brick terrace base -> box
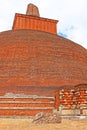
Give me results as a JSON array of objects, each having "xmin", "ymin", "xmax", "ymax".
[{"xmin": 0, "ymin": 94, "xmax": 55, "ymax": 116}]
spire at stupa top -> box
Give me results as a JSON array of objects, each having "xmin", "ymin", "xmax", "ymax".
[
  {"xmin": 26, "ymin": 3, "xmax": 40, "ymax": 17},
  {"xmin": 12, "ymin": 3, "xmax": 58, "ymax": 34}
]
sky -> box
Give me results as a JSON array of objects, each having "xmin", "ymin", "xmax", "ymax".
[{"xmin": 0, "ymin": 0, "xmax": 87, "ymax": 49}]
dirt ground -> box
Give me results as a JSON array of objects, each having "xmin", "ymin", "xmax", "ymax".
[{"xmin": 0, "ymin": 118, "xmax": 87, "ymax": 130}]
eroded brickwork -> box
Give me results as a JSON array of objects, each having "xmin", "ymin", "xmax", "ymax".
[{"xmin": 55, "ymin": 84, "xmax": 87, "ymax": 115}]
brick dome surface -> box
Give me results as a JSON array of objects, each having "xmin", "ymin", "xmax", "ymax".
[{"xmin": 0, "ymin": 29, "xmax": 87, "ymax": 95}]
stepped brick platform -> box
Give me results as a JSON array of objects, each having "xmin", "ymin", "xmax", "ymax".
[{"xmin": 0, "ymin": 94, "xmax": 55, "ymax": 116}]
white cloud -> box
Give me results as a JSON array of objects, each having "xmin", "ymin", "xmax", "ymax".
[{"xmin": 0, "ymin": 0, "xmax": 87, "ymax": 49}]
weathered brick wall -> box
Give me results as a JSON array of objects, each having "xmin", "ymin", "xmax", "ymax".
[{"xmin": 55, "ymin": 84, "xmax": 87, "ymax": 115}]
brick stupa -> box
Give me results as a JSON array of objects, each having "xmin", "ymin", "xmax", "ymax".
[{"xmin": 0, "ymin": 3, "xmax": 87, "ymax": 116}]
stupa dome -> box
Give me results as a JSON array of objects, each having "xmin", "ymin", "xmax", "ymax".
[{"xmin": 0, "ymin": 3, "xmax": 87, "ymax": 96}]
